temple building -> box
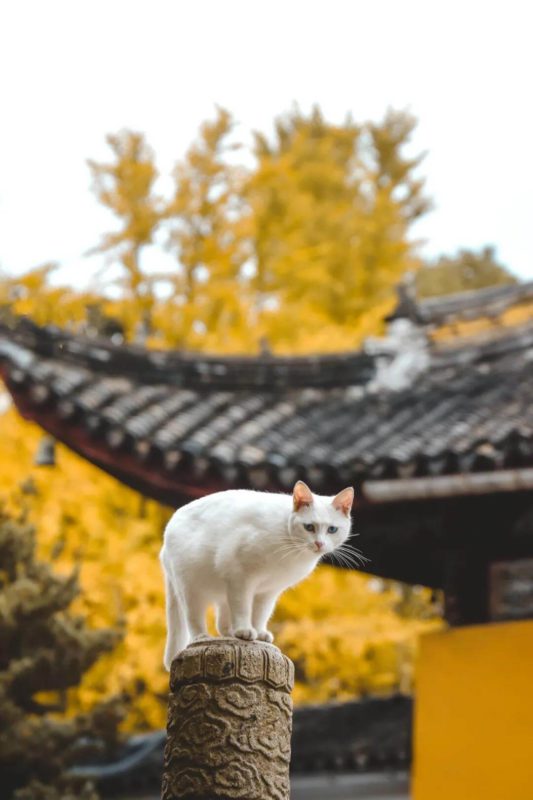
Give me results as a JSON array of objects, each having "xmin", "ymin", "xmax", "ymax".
[{"xmin": 1, "ymin": 279, "xmax": 533, "ymax": 800}]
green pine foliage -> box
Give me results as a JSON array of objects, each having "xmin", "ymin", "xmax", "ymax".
[{"xmin": 0, "ymin": 506, "xmax": 124, "ymax": 800}]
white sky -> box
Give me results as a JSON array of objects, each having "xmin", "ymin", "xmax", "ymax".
[{"xmin": 0, "ymin": 0, "xmax": 532, "ymax": 289}]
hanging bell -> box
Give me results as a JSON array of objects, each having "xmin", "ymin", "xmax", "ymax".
[{"xmin": 34, "ymin": 435, "xmax": 56, "ymax": 467}]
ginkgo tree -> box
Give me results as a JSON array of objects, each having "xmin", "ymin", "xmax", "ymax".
[
  {"xmin": 87, "ymin": 131, "xmax": 161, "ymax": 332},
  {"xmin": 244, "ymin": 106, "xmax": 431, "ymax": 352},
  {"xmin": 157, "ymin": 107, "xmax": 253, "ymax": 351},
  {"xmin": 83, "ymin": 105, "xmax": 432, "ymax": 354},
  {"xmin": 247, "ymin": 107, "xmax": 363, "ymax": 335}
]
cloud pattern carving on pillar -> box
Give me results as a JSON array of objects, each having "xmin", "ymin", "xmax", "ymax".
[{"xmin": 162, "ymin": 637, "xmax": 294, "ymax": 800}]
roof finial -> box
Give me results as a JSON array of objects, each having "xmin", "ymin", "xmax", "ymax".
[
  {"xmin": 386, "ymin": 271, "xmax": 422, "ymax": 323},
  {"xmin": 365, "ymin": 317, "xmax": 430, "ymax": 393}
]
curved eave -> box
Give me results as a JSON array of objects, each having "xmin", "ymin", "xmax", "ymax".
[{"xmin": 1, "ymin": 369, "xmax": 227, "ymax": 507}]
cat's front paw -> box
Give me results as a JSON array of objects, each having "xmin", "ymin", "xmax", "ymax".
[
  {"xmin": 257, "ymin": 629, "xmax": 274, "ymax": 643},
  {"xmin": 232, "ymin": 627, "xmax": 257, "ymax": 641}
]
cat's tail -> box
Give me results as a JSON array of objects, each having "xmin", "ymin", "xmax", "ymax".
[{"xmin": 161, "ymin": 557, "xmax": 188, "ymax": 671}]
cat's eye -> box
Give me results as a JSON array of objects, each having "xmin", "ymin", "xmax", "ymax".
[
  {"xmin": 327, "ymin": 526, "xmax": 338, "ymax": 534},
  {"xmin": 303, "ymin": 523, "xmax": 316, "ymax": 532}
]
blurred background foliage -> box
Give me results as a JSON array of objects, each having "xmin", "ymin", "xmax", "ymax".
[
  {"xmin": 0, "ymin": 105, "xmax": 519, "ymax": 736},
  {"xmin": 1, "ymin": 106, "xmax": 516, "ymax": 352}
]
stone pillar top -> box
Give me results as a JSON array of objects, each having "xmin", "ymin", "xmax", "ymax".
[{"xmin": 170, "ymin": 636, "xmax": 294, "ymax": 694}]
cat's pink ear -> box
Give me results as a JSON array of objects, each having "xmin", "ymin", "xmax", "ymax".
[
  {"xmin": 332, "ymin": 487, "xmax": 354, "ymax": 517},
  {"xmin": 293, "ymin": 480, "xmax": 313, "ymax": 511}
]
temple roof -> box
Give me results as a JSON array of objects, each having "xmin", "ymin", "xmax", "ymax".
[{"xmin": 1, "ymin": 313, "xmax": 532, "ymax": 509}]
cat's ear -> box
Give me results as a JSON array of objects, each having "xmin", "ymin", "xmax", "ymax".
[
  {"xmin": 332, "ymin": 486, "xmax": 354, "ymax": 517},
  {"xmin": 293, "ymin": 480, "xmax": 313, "ymax": 511}
]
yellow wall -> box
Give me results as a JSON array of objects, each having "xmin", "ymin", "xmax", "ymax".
[{"xmin": 413, "ymin": 620, "xmax": 533, "ymax": 800}]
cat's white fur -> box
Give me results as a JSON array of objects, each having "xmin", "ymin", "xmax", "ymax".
[{"xmin": 160, "ymin": 481, "xmax": 354, "ymax": 670}]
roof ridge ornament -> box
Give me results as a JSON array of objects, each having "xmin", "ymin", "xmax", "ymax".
[
  {"xmin": 385, "ymin": 272, "xmax": 423, "ymax": 324},
  {"xmin": 365, "ymin": 318, "xmax": 430, "ymax": 393}
]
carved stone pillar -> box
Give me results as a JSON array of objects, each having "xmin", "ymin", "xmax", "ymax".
[{"xmin": 162, "ymin": 637, "xmax": 294, "ymax": 800}]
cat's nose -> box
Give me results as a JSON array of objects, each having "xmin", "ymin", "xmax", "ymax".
[{"xmin": 314, "ymin": 541, "xmax": 325, "ymax": 552}]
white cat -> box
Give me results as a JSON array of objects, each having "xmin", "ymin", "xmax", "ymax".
[{"xmin": 160, "ymin": 480, "xmax": 354, "ymax": 670}]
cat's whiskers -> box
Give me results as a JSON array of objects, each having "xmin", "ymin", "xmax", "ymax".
[
  {"xmin": 338, "ymin": 550, "xmax": 369, "ymax": 567},
  {"xmin": 273, "ymin": 538, "xmax": 316, "ymax": 561},
  {"xmin": 350, "ymin": 550, "xmax": 370, "ymax": 566},
  {"xmin": 278, "ymin": 536, "xmax": 308, "ymax": 551},
  {"xmin": 273, "ymin": 546, "xmax": 300, "ymax": 561},
  {"xmin": 332, "ymin": 554, "xmax": 356, "ymax": 570},
  {"xmin": 329, "ymin": 548, "xmax": 351, "ymax": 568},
  {"xmin": 332, "ymin": 540, "xmax": 368, "ymax": 564},
  {"xmin": 338, "ymin": 539, "xmax": 367, "ymax": 556},
  {"xmin": 272, "ymin": 539, "xmax": 308, "ymax": 560},
  {"xmin": 273, "ymin": 543, "xmax": 297, "ymax": 555},
  {"xmin": 332, "ymin": 543, "xmax": 369, "ymax": 569}
]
